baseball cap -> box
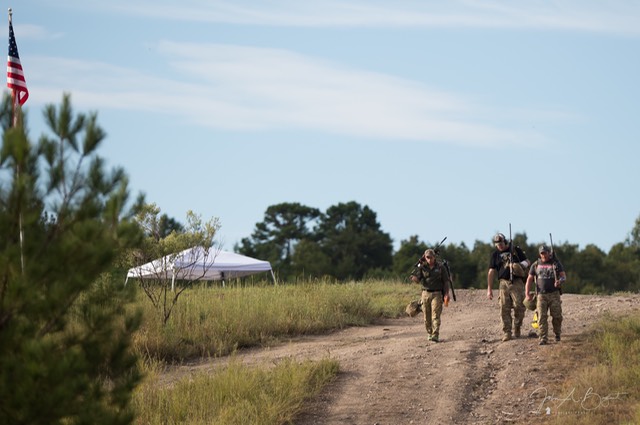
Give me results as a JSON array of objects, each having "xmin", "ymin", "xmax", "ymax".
[{"xmin": 493, "ymin": 233, "xmax": 506, "ymax": 243}]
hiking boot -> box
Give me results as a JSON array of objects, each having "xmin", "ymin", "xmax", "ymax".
[
  {"xmin": 502, "ymin": 334, "xmax": 512, "ymax": 342},
  {"xmin": 555, "ymin": 335, "xmax": 561, "ymax": 342},
  {"xmin": 514, "ymin": 328, "xmax": 521, "ymax": 338},
  {"xmin": 431, "ymin": 336, "xmax": 439, "ymax": 343},
  {"xmin": 539, "ymin": 339, "xmax": 548, "ymax": 345},
  {"xmin": 427, "ymin": 335, "xmax": 432, "ymax": 341}
]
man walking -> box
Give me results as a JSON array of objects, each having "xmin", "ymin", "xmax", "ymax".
[
  {"xmin": 525, "ymin": 245, "xmax": 566, "ymax": 345},
  {"xmin": 411, "ymin": 249, "xmax": 452, "ymax": 342},
  {"xmin": 487, "ymin": 233, "xmax": 530, "ymax": 341}
]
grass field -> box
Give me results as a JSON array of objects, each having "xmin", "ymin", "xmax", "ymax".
[
  {"xmin": 132, "ymin": 280, "xmax": 416, "ymax": 361},
  {"xmin": 128, "ymin": 281, "xmax": 639, "ymax": 424}
]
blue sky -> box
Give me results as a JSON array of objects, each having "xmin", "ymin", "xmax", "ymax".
[{"xmin": 8, "ymin": 1, "xmax": 640, "ymax": 254}]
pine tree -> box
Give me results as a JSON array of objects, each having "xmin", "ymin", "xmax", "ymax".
[{"xmin": 0, "ymin": 93, "xmax": 144, "ymax": 424}]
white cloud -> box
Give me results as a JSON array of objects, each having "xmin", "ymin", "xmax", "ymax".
[
  {"xmin": 65, "ymin": 0, "xmax": 640, "ymax": 35},
  {"xmin": 4, "ymin": 23, "xmax": 61, "ymax": 40},
  {"xmin": 26, "ymin": 42, "xmax": 552, "ymax": 148}
]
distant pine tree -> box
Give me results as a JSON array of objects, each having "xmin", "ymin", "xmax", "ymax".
[{"xmin": 0, "ymin": 93, "xmax": 144, "ymax": 424}]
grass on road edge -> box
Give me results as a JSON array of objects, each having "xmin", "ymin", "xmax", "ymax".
[
  {"xmin": 528, "ymin": 311, "xmax": 640, "ymax": 425},
  {"xmin": 134, "ymin": 357, "xmax": 339, "ymax": 425}
]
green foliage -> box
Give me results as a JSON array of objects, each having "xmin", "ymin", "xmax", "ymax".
[
  {"xmin": 466, "ymin": 239, "xmax": 490, "ymax": 289},
  {"xmin": 238, "ymin": 202, "xmax": 321, "ymax": 278},
  {"xmin": 240, "ymin": 201, "xmax": 393, "ymax": 282},
  {"xmin": 289, "ymin": 239, "xmax": 332, "ymax": 280},
  {"xmin": 125, "ymin": 204, "xmax": 221, "ymax": 325},
  {"xmin": 627, "ymin": 212, "xmax": 640, "ymax": 249},
  {"xmin": 0, "ymin": 93, "xmax": 16, "ymax": 131},
  {"xmin": 241, "ymin": 206, "xmax": 640, "ymax": 292},
  {"xmin": 132, "ymin": 204, "xmax": 217, "ymax": 258},
  {"xmin": 0, "ymin": 94, "xmax": 143, "ymax": 424},
  {"xmin": 317, "ymin": 202, "xmax": 393, "ymax": 280},
  {"xmin": 157, "ymin": 213, "xmax": 184, "ymax": 238},
  {"xmin": 392, "ymin": 235, "xmax": 427, "ymax": 279},
  {"xmin": 437, "ymin": 242, "xmax": 477, "ymax": 289},
  {"xmin": 549, "ymin": 241, "xmax": 640, "ymax": 294}
]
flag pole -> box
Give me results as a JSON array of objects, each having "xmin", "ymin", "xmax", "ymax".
[
  {"xmin": 9, "ymin": 8, "xmax": 18, "ymax": 125},
  {"xmin": 8, "ymin": 8, "xmax": 22, "ymax": 128},
  {"xmin": 8, "ymin": 7, "xmax": 25, "ymax": 274}
]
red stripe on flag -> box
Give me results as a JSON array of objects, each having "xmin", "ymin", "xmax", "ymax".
[{"xmin": 7, "ymin": 20, "xmax": 29, "ymax": 105}]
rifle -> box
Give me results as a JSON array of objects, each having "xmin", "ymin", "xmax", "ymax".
[
  {"xmin": 508, "ymin": 223, "xmax": 514, "ymax": 282},
  {"xmin": 433, "ymin": 237, "xmax": 457, "ymax": 302},
  {"xmin": 434, "ymin": 239, "xmax": 456, "ymax": 302},
  {"xmin": 410, "ymin": 236, "xmax": 447, "ymax": 272},
  {"xmin": 433, "ymin": 236, "xmax": 447, "ymax": 256},
  {"xmin": 549, "ymin": 233, "xmax": 557, "ymax": 281},
  {"xmin": 409, "ymin": 236, "xmax": 456, "ymax": 301},
  {"xmin": 549, "ymin": 233, "xmax": 563, "ymax": 294},
  {"xmin": 408, "ymin": 254, "xmax": 426, "ymax": 278}
]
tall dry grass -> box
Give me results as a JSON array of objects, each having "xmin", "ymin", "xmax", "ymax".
[
  {"xmin": 541, "ymin": 312, "xmax": 640, "ymax": 425},
  {"xmin": 132, "ymin": 279, "xmax": 415, "ymax": 361},
  {"xmin": 133, "ymin": 357, "xmax": 339, "ymax": 425},
  {"xmin": 129, "ymin": 279, "xmax": 419, "ymax": 424}
]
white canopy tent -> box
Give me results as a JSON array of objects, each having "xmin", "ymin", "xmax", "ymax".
[{"xmin": 126, "ymin": 246, "xmax": 276, "ymax": 289}]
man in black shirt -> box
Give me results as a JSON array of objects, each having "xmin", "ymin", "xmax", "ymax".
[{"xmin": 487, "ymin": 233, "xmax": 530, "ymax": 341}]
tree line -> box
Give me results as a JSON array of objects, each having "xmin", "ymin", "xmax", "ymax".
[{"xmin": 237, "ymin": 202, "xmax": 640, "ymax": 293}]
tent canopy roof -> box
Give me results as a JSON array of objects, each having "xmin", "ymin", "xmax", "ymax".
[{"xmin": 126, "ymin": 246, "xmax": 273, "ymax": 282}]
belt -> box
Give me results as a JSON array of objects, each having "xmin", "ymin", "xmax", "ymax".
[{"xmin": 422, "ymin": 289, "xmax": 440, "ymax": 292}]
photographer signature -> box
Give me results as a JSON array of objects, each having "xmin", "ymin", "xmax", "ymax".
[{"xmin": 530, "ymin": 387, "xmax": 627, "ymax": 413}]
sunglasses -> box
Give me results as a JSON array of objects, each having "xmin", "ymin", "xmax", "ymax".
[{"xmin": 425, "ymin": 255, "xmax": 434, "ymax": 259}]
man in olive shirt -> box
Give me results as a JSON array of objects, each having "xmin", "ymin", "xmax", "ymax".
[{"xmin": 411, "ymin": 249, "xmax": 452, "ymax": 342}]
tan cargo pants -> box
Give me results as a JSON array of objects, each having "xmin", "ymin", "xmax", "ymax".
[
  {"xmin": 499, "ymin": 278, "xmax": 525, "ymax": 336},
  {"xmin": 421, "ymin": 290, "xmax": 444, "ymax": 338},
  {"xmin": 537, "ymin": 291, "xmax": 562, "ymax": 342}
]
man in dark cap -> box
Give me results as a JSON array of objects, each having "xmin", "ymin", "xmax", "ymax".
[
  {"xmin": 487, "ymin": 232, "xmax": 530, "ymax": 341},
  {"xmin": 411, "ymin": 249, "xmax": 452, "ymax": 342},
  {"xmin": 525, "ymin": 245, "xmax": 566, "ymax": 345}
]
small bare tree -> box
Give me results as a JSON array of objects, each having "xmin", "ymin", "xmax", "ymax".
[{"xmin": 126, "ymin": 203, "xmax": 220, "ymax": 325}]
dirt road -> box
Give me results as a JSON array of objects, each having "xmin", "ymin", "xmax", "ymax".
[{"xmin": 172, "ymin": 289, "xmax": 640, "ymax": 424}]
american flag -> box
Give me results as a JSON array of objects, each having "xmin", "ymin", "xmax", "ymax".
[{"xmin": 7, "ymin": 20, "xmax": 28, "ymax": 105}]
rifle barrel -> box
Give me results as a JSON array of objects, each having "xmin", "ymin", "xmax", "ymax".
[{"xmin": 508, "ymin": 223, "xmax": 513, "ymax": 282}]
